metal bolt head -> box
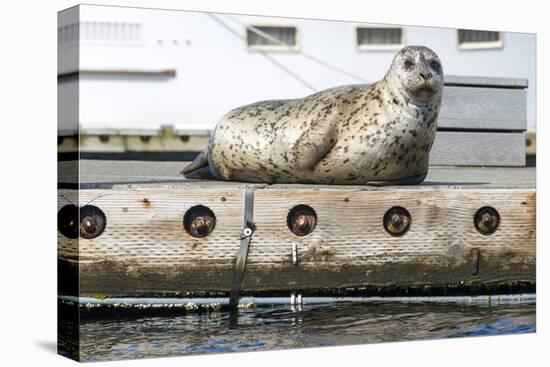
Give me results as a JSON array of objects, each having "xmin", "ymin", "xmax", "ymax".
[
  {"xmin": 390, "ymin": 213, "xmax": 403, "ymax": 227},
  {"xmin": 295, "ymin": 214, "xmax": 308, "ymax": 228},
  {"xmin": 81, "ymin": 217, "xmax": 97, "ymax": 233},
  {"xmin": 384, "ymin": 206, "xmax": 411, "ymax": 236},
  {"xmin": 190, "ymin": 215, "xmax": 215, "ymax": 237},
  {"xmin": 79, "ymin": 205, "xmax": 107, "ymax": 239},
  {"xmin": 287, "ymin": 205, "xmax": 317, "ymax": 236},
  {"xmin": 184, "ymin": 205, "xmax": 216, "ymax": 238},
  {"xmin": 474, "ymin": 206, "xmax": 500, "ymax": 235},
  {"xmin": 482, "ymin": 212, "xmax": 494, "ymax": 225}
]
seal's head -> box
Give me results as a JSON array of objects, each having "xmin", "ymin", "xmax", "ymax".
[{"xmin": 387, "ymin": 45, "xmax": 444, "ymax": 103}]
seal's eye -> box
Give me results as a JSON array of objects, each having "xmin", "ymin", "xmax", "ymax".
[
  {"xmin": 429, "ymin": 60, "xmax": 441, "ymax": 73},
  {"xmin": 404, "ymin": 60, "xmax": 415, "ymax": 69}
]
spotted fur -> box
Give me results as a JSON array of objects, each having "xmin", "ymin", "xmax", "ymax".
[{"xmin": 182, "ymin": 46, "xmax": 444, "ymax": 185}]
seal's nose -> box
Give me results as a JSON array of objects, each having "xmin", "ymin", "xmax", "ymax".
[{"xmin": 419, "ymin": 72, "xmax": 432, "ymax": 81}]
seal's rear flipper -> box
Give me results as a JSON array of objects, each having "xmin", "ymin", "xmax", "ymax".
[{"xmin": 181, "ymin": 151, "xmax": 216, "ymax": 179}]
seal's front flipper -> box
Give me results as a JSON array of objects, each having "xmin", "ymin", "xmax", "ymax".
[
  {"xmin": 293, "ymin": 116, "xmax": 338, "ymax": 171},
  {"xmin": 181, "ymin": 151, "xmax": 215, "ymax": 179}
]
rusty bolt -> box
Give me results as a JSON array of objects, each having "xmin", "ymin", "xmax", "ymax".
[
  {"xmin": 58, "ymin": 204, "xmax": 79, "ymax": 239},
  {"xmin": 391, "ymin": 213, "xmax": 403, "ymax": 227},
  {"xmin": 180, "ymin": 135, "xmax": 190, "ymax": 143},
  {"xmin": 184, "ymin": 205, "xmax": 216, "ymax": 238},
  {"xmin": 190, "ymin": 215, "xmax": 215, "ymax": 237},
  {"xmin": 474, "ymin": 206, "xmax": 500, "ymax": 235},
  {"xmin": 383, "ymin": 206, "xmax": 411, "ymax": 236},
  {"xmin": 98, "ymin": 135, "xmax": 110, "ymax": 143},
  {"xmin": 287, "ymin": 205, "xmax": 317, "ymax": 236},
  {"xmin": 79, "ymin": 205, "xmax": 107, "ymax": 239},
  {"xmin": 139, "ymin": 135, "xmax": 151, "ymax": 143},
  {"xmin": 481, "ymin": 213, "xmax": 493, "ymax": 226},
  {"xmin": 81, "ymin": 217, "xmax": 97, "ymax": 233}
]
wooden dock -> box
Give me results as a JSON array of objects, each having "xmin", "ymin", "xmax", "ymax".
[{"xmin": 57, "ymin": 161, "xmax": 535, "ymax": 298}]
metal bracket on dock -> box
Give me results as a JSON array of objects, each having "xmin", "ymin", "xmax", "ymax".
[
  {"xmin": 229, "ymin": 187, "xmax": 257, "ymax": 310},
  {"xmin": 290, "ymin": 292, "xmax": 303, "ymax": 305},
  {"xmin": 290, "ymin": 292, "xmax": 303, "ymax": 312}
]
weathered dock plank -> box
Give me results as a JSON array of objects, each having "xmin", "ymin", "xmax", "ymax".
[
  {"xmin": 57, "ymin": 162, "xmax": 535, "ymax": 298},
  {"xmin": 59, "ymin": 160, "xmax": 535, "ymax": 187}
]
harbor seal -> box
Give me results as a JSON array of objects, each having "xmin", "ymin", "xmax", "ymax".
[{"xmin": 182, "ymin": 45, "xmax": 443, "ymax": 185}]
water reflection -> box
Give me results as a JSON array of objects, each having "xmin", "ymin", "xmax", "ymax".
[{"xmin": 75, "ymin": 301, "xmax": 535, "ymax": 361}]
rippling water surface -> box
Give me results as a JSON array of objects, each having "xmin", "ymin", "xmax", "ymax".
[{"xmin": 75, "ymin": 300, "xmax": 535, "ymax": 361}]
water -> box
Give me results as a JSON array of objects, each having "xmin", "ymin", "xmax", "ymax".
[{"xmin": 72, "ymin": 299, "xmax": 536, "ymax": 361}]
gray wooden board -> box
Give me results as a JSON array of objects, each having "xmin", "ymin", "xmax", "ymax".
[
  {"xmin": 59, "ymin": 160, "xmax": 535, "ymax": 189},
  {"xmin": 431, "ymin": 131, "xmax": 525, "ymax": 167},
  {"xmin": 438, "ymin": 86, "xmax": 527, "ymax": 130}
]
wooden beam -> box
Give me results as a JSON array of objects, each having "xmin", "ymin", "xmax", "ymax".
[{"xmin": 57, "ymin": 166, "xmax": 535, "ymax": 298}]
